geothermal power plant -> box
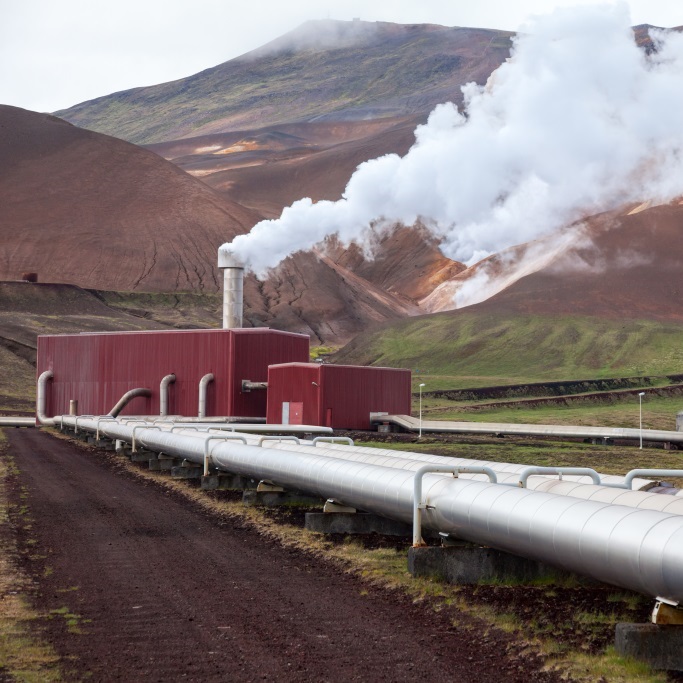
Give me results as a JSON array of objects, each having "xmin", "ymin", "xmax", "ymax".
[{"xmin": 29, "ymin": 249, "xmax": 683, "ymax": 670}]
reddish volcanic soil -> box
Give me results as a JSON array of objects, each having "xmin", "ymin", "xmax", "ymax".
[
  {"xmin": 0, "ymin": 106, "xmax": 461, "ymax": 343},
  {"xmin": 6, "ymin": 429, "xmax": 565, "ymax": 682},
  {"xmin": 0, "ymin": 105, "xmax": 260, "ymax": 293},
  {"xmin": 479, "ymin": 203, "xmax": 683, "ymax": 321}
]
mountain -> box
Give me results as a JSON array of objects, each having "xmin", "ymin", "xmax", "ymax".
[
  {"xmin": 0, "ymin": 105, "xmax": 258, "ymax": 292},
  {"xmin": 55, "ymin": 21, "xmax": 513, "ymax": 145},
  {"xmin": 0, "ymin": 105, "xmax": 460, "ymax": 344}
]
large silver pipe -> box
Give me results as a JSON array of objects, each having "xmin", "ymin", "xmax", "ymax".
[
  {"xmin": 36, "ymin": 370, "xmax": 54, "ymax": 425},
  {"xmin": 198, "ymin": 374, "xmax": 214, "ymax": 418},
  {"xmin": 108, "ymin": 388, "xmax": 152, "ymax": 417},
  {"xmin": 159, "ymin": 374, "xmax": 176, "ymax": 417},
  {"xmin": 255, "ymin": 441, "xmax": 683, "ymax": 515},
  {"xmin": 218, "ymin": 250, "xmax": 244, "ymax": 329},
  {"xmin": 63, "ymin": 417, "xmax": 683, "ymax": 602}
]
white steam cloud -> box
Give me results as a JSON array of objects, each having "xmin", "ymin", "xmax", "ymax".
[{"xmin": 222, "ymin": 4, "xmax": 683, "ymax": 283}]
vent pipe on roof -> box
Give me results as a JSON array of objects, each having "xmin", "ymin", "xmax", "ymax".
[{"xmin": 218, "ymin": 250, "xmax": 244, "ymax": 329}]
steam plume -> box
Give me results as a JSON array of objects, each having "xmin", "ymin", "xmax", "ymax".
[{"xmin": 222, "ymin": 5, "xmax": 683, "ymax": 283}]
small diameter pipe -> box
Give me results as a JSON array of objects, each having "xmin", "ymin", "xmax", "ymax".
[
  {"xmin": 518, "ymin": 467, "xmax": 601, "ymax": 488},
  {"xmin": 413, "ymin": 465, "xmax": 498, "ymax": 547},
  {"xmin": 203, "ymin": 435, "xmax": 248, "ymax": 476},
  {"xmin": 198, "ymin": 374, "xmax": 214, "ymax": 418},
  {"xmin": 619, "ymin": 470, "xmax": 683, "ymax": 490},
  {"xmin": 108, "ymin": 388, "xmax": 151, "ymax": 417},
  {"xmin": 159, "ymin": 375, "xmax": 176, "ymax": 417},
  {"xmin": 36, "ymin": 370, "xmax": 54, "ymax": 425},
  {"xmin": 312, "ymin": 436, "xmax": 355, "ymax": 447},
  {"xmin": 241, "ymin": 380, "xmax": 268, "ymax": 392},
  {"xmin": 256, "ymin": 435, "xmax": 301, "ymax": 447}
]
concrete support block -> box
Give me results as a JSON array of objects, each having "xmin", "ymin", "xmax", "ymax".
[
  {"xmin": 408, "ymin": 545, "xmax": 588, "ymax": 585},
  {"xmin": 171, "ymin": 466, "xmax": 202, "ymax": 479},
  {"xmin": 200, "ymin": 474, "xmax": 257, "ymax": 491},
  {"xmin": 305, "ymin": 512, "xmax": 413, "ymax": 536},
  {"xmin": 615, "ymin": 623, "xmax": 683, "ymax": 671},
  {"xmin": 157, "ymin": 455, "xmax": 180, "ymax": 471},
  {"xmin": 130, "ymin": 449, "xmax": 156, "ymax": 463},
  {"xmin": 95, "ymin": 438, "xmax": 115, "ymax": 451},
  {"xmin": 242, "ymin": 490, "xmax": 324, "ymax": 507}
]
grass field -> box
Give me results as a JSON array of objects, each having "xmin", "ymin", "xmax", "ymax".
[
  {"xmin": 338, "ymin": 313, "xmax": 683, "ymax": 384},
  {"xmin": 414, "ymin": 392, "xmax": 683, "ymax": 432}
]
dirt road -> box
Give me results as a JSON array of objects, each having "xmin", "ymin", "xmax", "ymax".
[{"xmin": 5, "ymin": 429, "xmax": 563, "ymax": 682}]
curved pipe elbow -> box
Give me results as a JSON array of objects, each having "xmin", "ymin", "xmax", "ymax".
[
  {"xmin": 36, "ymin": 370, "xmax": 54, "ymax": 425},
  {"xmin": 159, "ymin": 374, "xmax": 176, "ymax": 417},
  {"xmin": 198, "ymin": 373, "xmax": 215, "ymax": 419},
  {"xmin": 108, "ymin": 388, "xmax": 152, "ymax": 417}
]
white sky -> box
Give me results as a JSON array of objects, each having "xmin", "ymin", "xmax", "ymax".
[{"xmin": 1, "ymin": 0, "xmax": 681, "ymax": 113}]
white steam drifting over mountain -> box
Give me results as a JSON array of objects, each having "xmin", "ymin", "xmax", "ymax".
[{"xmin": 222, "ymin": 4, "xmax": 683, "ymax": 285}]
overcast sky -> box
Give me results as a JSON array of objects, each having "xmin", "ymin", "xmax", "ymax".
[{"xmin": 1, "ymin": 0, "xmax": 681, "ymax": 113}]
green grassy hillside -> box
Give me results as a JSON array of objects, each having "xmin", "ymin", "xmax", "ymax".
[{"xmin": 334, "ymin": 312, "xmax": 683, "ymax": 385}]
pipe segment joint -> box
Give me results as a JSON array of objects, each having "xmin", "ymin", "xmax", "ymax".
[
  {"xmin": 202, "ymin": 434, "xmax": 248, "ymax": 476},
  {"xmin": 132, "ymin": 425, "xmax": 161, "ymax": 453},
  {"xmin": 413, "ymin": 465, "xmax": 498, "ymax": 547}
]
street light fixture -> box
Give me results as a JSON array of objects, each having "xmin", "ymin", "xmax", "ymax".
[
  {"xmin": 419, "ymin": 383, "xmax": 426, "ymax": 438},
  {"xmin": 639, "ymin": 391, "xmax": 645, "ymax": 449}
]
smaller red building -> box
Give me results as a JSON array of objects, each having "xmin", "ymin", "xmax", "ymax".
[{"xmin": 266, "ymin": 363, "xmax": 411, "ymax": 430}]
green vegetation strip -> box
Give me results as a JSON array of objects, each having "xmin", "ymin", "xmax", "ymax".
[
  {"xmin": 340, "ymin": 313, "xmax": 683, "ymax": 384},
  {"xmin": 0, "ymin": 430, "xmax": 62, "ymax": 681}
]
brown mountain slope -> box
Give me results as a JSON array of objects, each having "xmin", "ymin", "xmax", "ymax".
[
  {"xmin": 150, "ymin": 116, "xmax": 463, "ymax": 311},
  {"xmin": 148, "ymin": 117, "xmax": 421, "ymax": 217},
  {"xmin": 0, "ymin": 106, "xmax": 461, "ymax": 344},
  {"xmin": 476, "ymin": 202, "xmax": 683, "ymax": 321},
  {"xmin": 0, "ymin": 105, "xmax": 259, "ymax": 292}
]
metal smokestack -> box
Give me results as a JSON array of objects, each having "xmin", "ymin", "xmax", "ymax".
[{"xmin": 218, "ymin": 249, "xmax": 244, "ymax": 329}]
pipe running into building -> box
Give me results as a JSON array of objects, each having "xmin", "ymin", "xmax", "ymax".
[
  {"xmin": 60, "ymin": 416, "xmax": 683, "ymax": 603},
  {"xmin": 108, "ymin": 388, "xmax": 152, "ymax": 417},
  {"xmin": 36, "ymin": 370, "xmax": 54, "ymax": 425},
  {"xmin": 159, "ymin": 374, "xmax": 176, "ymax": 417},
  {"xmin": 198, "ymin": 374, "xmax": 214, "ymax": 418}
]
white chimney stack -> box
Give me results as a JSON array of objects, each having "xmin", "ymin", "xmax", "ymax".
[{"xmin": 218, "ymin": 249, "xmax": 244, "ymax": 329}]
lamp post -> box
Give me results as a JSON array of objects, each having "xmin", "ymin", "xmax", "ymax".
[
  {"xmin": 639, "ymin": 391, "xmax": 645, "ymax": 449},
  {"xmin": 419, "ymin": 383, "xmax": 426, "ymax": 438}
]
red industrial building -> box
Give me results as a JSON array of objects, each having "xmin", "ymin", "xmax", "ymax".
[
  {"xmin": 266, "ymin": 363, "xmax": 412, "ymax": 430},
  {"xmin": 36, "ymin": 328, "xmax": 309, "ymax": 418}
]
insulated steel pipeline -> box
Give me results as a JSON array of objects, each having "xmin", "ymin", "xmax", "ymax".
[
  {"xmin": 63, "ymin": 417, "xmax": 683, "ymax": 603},
  {"xmin": 246, "ymin": 441, "xmax": 683, "ymax": 515}
]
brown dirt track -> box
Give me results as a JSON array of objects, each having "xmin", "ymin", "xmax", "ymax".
[{"xmin": 3, "ymin": 429, "xmax": 566, "ymax": 682}]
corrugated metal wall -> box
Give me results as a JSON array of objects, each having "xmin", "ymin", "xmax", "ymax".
[
  {"xmin": 37, "ymin": 329, "xmax": 309, "ymax": 418},
  {"xmin": 267, "ymin": 363, "xmax": 412, "ymax": 429},
  {"xmin": 266, "ymin": 363, "xmax": 320, "ymax": 425}
]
